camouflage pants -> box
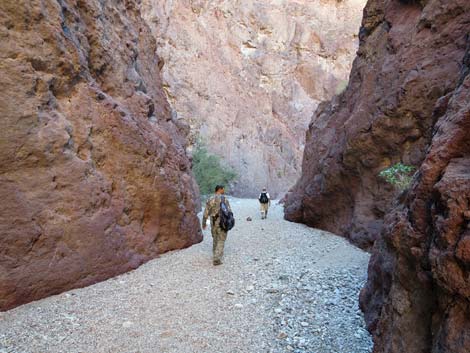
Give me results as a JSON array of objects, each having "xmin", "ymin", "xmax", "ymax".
[{"xmin": 211, "ymin": 223, "xmax": 227, "ymax": 262}]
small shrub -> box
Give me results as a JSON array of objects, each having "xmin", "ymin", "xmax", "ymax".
[
  {"xmin": 192, "ymin": 143, "xmax": 237, "ymax": 195},
  {"xmin": 379, "ymin": 163, "xmax": 416, "ymax": 191}
]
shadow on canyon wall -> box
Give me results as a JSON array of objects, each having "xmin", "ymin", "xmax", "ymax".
[
  {"xmin": 2, "ymin": 1, "xmax": 469, "ymax": 352},
  {"xmin": 285, "ymin": 0, "xmax": 470, "ymax": 351}
]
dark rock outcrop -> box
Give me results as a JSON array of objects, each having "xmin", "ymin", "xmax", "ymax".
[
  {"xmin": 285, "ymin": 0, "xmax": 470, "ymax": 351},
  {"xmin": 0, "ymin": 0, "xmax": 202, "ymax": 311},
  {"xmin": 284, "ymin": 0, "xmax": 470, "ymax": 250},
  {"xmin": 360, "ymin": 57, "xmax": 470, "ymax": 353}
]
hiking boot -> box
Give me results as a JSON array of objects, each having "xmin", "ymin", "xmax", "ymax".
[{"xmin": 213, "ymin": 259, "xmax": 222, "ymax": 266}]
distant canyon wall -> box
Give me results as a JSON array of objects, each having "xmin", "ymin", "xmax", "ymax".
[
  {"xmin": 142, "ymin": 0, "xmax": 366, "ymax": 197},
  {"xmin": 284, "ymin": 0, "xmax": 470, "ymax": 351},
  {"xmin": 0, "ymin": 0, "xmax": 201, "ymax": 311}
]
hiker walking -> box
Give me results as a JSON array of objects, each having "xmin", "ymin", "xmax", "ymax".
[
  {"xmin": 202, "ymin": 185, "xmax": 235, "ymax": 266},
  {"xmin": 259, "ymin": 187, "xmax": 271, "ymax": 219}
]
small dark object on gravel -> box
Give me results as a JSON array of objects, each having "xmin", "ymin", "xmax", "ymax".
[{"xmin": 246, "ymin": 217, "xmax": 252, "ymax": 221}]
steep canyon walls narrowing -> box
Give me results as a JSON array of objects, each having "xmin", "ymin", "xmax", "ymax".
[
  {"xmin": 285, "ymin": 0, "xmax": 470, "ymax": 352},
  {"xmin": 142, "ymin": 0, "xmax": 367, "ymax": 197},
  {"xmin": 360, "ymin": 63, "xmax": 470, "ymax": 353},
  {"xmin": 0, "ymin": 0, "xmax": 202, "ymax": 311},
  {"xmin": 285, "ymin": 0, "xmax": 470, "ymax": 249}
]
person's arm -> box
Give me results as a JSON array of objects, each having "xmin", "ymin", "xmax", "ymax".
[
  {"xmin": 267, "ymin": 193, "xmax": 271, "ymax": 206},
  {"xmin": 202, "ymin": 199, "xmax": 211, "ymax": 229}
]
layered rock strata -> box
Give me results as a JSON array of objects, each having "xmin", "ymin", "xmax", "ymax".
[
  {"xmin": 284, "ymin": 0, "xmax": 470, "ymax": 249},
  {"xmin": 142, "ymin": 0, "xmax": 366, "ymax": 197},
  {"xmin": 0, "ymin": 0, "xmax": 202, "ymax": 311}
]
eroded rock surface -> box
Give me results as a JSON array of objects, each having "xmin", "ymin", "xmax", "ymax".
[
  {"xmin": 285, "ymin": 0, "xmax": 470, "ymax": 351},
  {"xmin": 361, "ymin": 57, "xmax": 470, "ymax": 353},
  {"xmin": 142, "ymin": 0, "xmax": 366, "ymax": 197},
  {"xmin": 284, "ymin": 0, "xmax": 470, "ymax": 249},
  {"xmin": 0, "ymin": 0, "xmax": 201, "ymax": 311}
]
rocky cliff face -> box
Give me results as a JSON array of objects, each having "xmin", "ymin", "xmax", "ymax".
[
  {"xmin": 142, "ymin": 0, "xmax": 366, "ymax": 197},
  {"xmin": 361, "ymin": 44, "xmax": 470, "ymax": 353},
  {"xmin": 284, "ymin": 0, "xmax": 470, "ymax": 249},
  {"xmin": 0, "ymin": 0, "xmax": 202, "ymax": 311},
  {"xmin": 285, "ymin": 0, "xmax": 470, "ymax": 351}
]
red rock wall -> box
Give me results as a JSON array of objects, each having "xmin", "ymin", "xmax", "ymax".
[
  {"xmin": 0, "ymin": 0, "xmax": 202, "ymax": 311},
  {"xmin": 360, "ymin": 51, "xmax": 470, "ymax": 352},
  {"xmin": 284, "ymin": 0, "xmax": 470, "ymax": 249},
  {"xmin": 285, "ymin": 0, "xmax": 470, "ymax": 351}
]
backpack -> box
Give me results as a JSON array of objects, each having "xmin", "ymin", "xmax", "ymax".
[
  {"xmin": 219, "ymin": 196, "xmax": 235, "ymax": 231},
  {"xmin": 259, "ymin": 192, "xmax": 269, "ymax": 204}
]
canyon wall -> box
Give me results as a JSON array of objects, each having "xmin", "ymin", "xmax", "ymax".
[
  {"xmin": 284, "ymin": 0, "xmax": 469, "ymax": 249},
  {"xmin": 0, "ymin": 0, "xmax": 202, "ymax": 311},
  {"xmin": 360, "ymin": 68, "xmax": 470, "ymax": 352},
  {"xmin": 285, "ymin": 0, "xmax": 470, "ymax": 351},
  {"xmin": 142, "ymin": 0, "xmax": 366, "ymax": 197}
]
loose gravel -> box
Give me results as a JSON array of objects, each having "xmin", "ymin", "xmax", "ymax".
[{"xmin": 0, "ymin": 198, "xmax": 372, "ymax": 353}]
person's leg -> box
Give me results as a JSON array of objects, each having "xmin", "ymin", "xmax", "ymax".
[
  {"xmin": 213, "ymin": 228, "xmax": 227, "ymax": 265},
  {"xmin": 211, "ymin": 227, "xmax": 218, "ymax": 262},
  {"xmin": 261, "ymin": 203, "xmax": 268, "ymax": 219},
  {"xmin": 214, "ymin": 238, "xmax": 225, "ymax": 264}
]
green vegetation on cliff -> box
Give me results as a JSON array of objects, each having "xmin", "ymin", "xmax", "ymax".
[
  {"xmin": 192, "ymin": 143, "xmax": 237, "ymax": 195},
  {"xmin": 379, "ymin": 163, "xmax": 416, "ymax": 191}
]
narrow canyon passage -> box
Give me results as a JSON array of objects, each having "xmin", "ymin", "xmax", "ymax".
[
  {"xmin": 0, "ymin": 200, "xmax": 371, "ymax": 353},
  {"xmin": 2, "ymin": 1, "xmax": 469, "ymax": 352}
]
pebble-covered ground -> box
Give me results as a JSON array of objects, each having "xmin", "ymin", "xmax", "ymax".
[{"xmin": 0, "ymin": 199, "xmax": 372, "ymax": 353}]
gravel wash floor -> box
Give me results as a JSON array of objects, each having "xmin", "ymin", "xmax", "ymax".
[{"xmin": 0, "ymin": 199, "xmax": 372, "ymax": 353}]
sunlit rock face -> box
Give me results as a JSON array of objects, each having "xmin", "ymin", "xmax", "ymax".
[
  {"xmin": 142, "ymin": 0, "xmax": 366, "ymax": 197},
  {"xmin": 0, "ymin": 0, "xmax": 201, "ymax": 311}
]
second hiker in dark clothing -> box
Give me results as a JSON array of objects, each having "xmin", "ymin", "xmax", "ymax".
[{"xmin": 259, "ymin": 187, "xmax": 271, "ymax": 219}]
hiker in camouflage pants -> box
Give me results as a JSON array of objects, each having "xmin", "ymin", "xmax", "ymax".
[{"xmin": 202, "ymin": 185, "xmax": 232, "ymax": 266}]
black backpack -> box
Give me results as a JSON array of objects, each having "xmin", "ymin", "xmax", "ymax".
[
  {"xmin": 259, "ymin": 192, "xmax": 269, "ymax": 204},
  {"xmin": 219, "ymin": 196, "xmax": 235, "ymax": 231}
]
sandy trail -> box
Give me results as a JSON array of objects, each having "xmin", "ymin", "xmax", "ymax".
[{"xmin": 0, "ymin": 199, "xmax": 372, "ymax": 353}]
